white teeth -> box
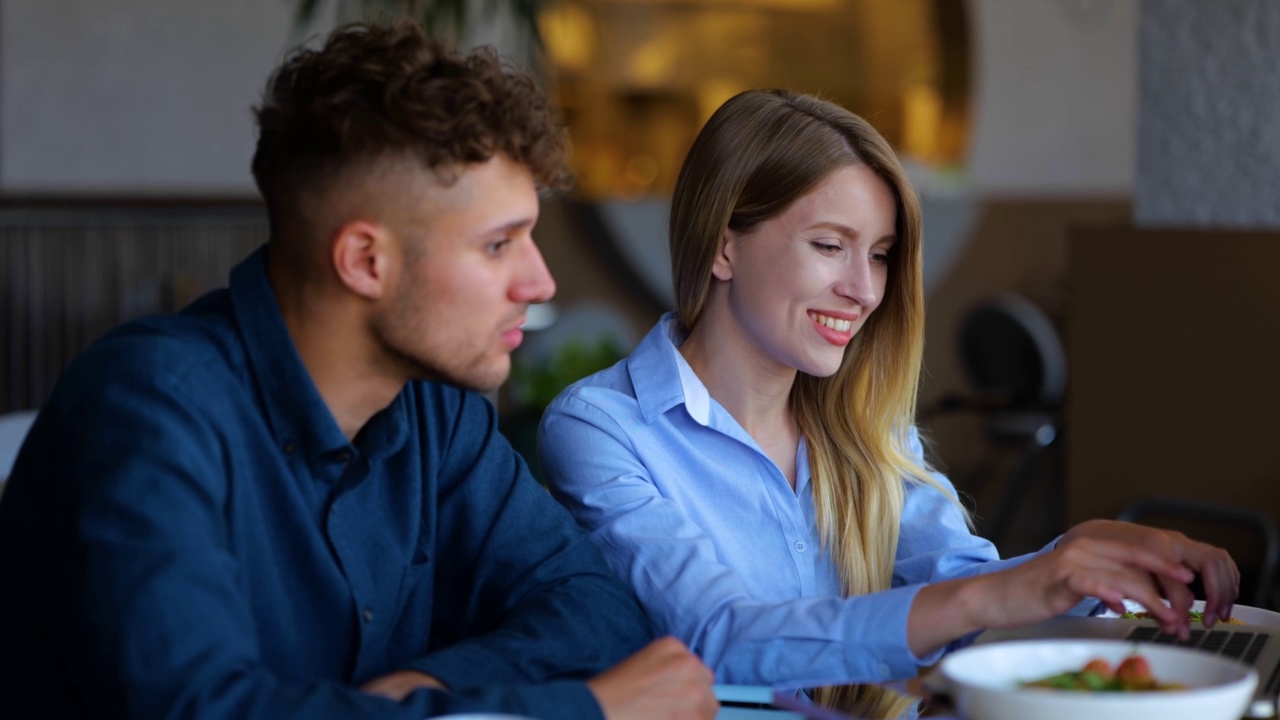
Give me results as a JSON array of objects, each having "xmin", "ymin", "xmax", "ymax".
[{"xmin": 810, "ymin": 312, "xmax": 853, "ymax": 333}]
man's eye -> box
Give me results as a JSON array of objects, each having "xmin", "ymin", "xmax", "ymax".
[{"xmin": 486, "ymin": 239, "xmax": 510, "ymax": 255}]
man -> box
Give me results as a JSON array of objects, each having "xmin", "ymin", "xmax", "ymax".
[{"xmin": 0, "ymin": 20, "xmax": 716, "ymax": 720}]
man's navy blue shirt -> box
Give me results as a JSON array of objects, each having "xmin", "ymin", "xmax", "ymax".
[{"xmin": 0, "ymin": 247, "xmax": 652, "ymax": 719}]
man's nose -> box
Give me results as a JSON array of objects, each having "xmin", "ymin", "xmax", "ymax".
[{"xmin": 512, "ymin": 240, "xmax": 556, "ymax": 305}]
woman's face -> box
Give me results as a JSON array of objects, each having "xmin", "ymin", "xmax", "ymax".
[{"xmin": 715, "ymin": 163, "xmax": 897, "ymax": 378}]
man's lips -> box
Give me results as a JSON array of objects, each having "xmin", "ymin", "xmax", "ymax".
[
  {"xmin": 500, "ymin": 317, "xmax": 526, "ymax": 349},
  {"xmin": 501, "ymin": 327, "xmax": 524, "ymax": 348}
]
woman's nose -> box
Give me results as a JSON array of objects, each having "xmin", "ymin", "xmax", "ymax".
[{"xmin": 835, "ymin": 257, "xmax": 878, "ymax": 308}]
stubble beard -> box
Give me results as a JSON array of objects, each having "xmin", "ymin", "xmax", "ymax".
[
  {"xmin": 397, "ymin": 342, "xmax": 510, "ymax": 393},
  {"xmin": 373, "ymin": 313, "xmax": 511, "ymax": 394}
]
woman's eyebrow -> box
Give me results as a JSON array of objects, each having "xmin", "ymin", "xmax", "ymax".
[
  {"xmin": 806, "ymin": 221, "xmax": 859, "ymax": 238},
  {"xmin": 807, "ymin": 222, "xmax": 897, "ymax": 247}
]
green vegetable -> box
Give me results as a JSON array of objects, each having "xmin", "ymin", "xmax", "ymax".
[{"xmin": 1120, "ymin": 608, "xmax": 1204, "ymax": 621}]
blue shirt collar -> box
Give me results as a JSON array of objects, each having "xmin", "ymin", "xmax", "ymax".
[
  {"xmin": 228, "ymin": 246, "xmax": 408, "ymax": 463},
  {"xmin": 627, "ymin": 312, "xmax": 712, "ymax": 426},
  {"xmin": 626, "ymin": 312, "xmax": 811, "ymax": 492}
]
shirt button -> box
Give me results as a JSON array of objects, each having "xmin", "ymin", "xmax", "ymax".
[
  {"xmin": 362, "ymin": 608, "xmax": 374, "ymax": 623},
  {"xmin": 879, "ymin": 662, "xmax": 891, "ymax": 679},
  {"xmin": 794, "ymin": 541, "xmax": 807, "ymax": 553}
]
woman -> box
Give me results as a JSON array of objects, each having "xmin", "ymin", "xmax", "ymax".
[{"xmin": 537, "ymin": 90, "xmax": 1237, "ymax": 708}]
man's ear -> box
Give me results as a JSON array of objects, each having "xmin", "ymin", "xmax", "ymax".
[
  {"xmin": 711, "ymin": 229, "xmax": 737, "ymax": 282},
  {"xmin": 331, "ymin": 220, "xmax": 390, "ymax": 300}
]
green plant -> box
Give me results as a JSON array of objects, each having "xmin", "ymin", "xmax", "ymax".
[{"xmin": 509, "ymin": 337, "xmax": 623, "ymax": 414}]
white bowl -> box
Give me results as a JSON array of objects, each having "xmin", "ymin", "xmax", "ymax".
[{"xmin": 939, "ymin": 639, "xmax": 1257, "ymax": 720}]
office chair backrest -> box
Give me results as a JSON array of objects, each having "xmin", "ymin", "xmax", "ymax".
[
  {"xmin": 958, "ymin": 293, "xmax": 1066, "ymax": 409},
  {"xmin": 1117, "ymin": 496, "xmax": 1280, "ymax": 610}
]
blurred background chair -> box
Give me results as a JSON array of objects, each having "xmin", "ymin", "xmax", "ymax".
[
  {"xmin": 0, "ymin": 410, "xmax": 39, "ymax": 495},
  {"xmin": 1117, "ymin": 496, "xmax": 1280, "ymax": 610},
  {"xmin": 923, "ymin": 292, "xmax": 1067, "ymax": 552}
]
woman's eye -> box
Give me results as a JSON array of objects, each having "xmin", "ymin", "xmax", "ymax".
[
  {"xmin": 811, "ymin": 241, "xmax": 841, "ymax": 254},
  {"xmin": 871, "ymin": 250, "xmax": 892, "ymax": 265}
]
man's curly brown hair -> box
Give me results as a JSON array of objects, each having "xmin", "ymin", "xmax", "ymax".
[{"xmin": 251, "ymin": 19, "xmax": 568, "ymax": 225}]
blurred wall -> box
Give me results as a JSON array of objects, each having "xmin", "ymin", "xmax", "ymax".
[
  {"xmin": 0, "ymin": 0, "xmax": 293, "ymax": 194},
  {"xmin": 968, "ymin": 0, "xmax": 1135, "ymax": 196},
  {"xmin": 918, "ymin": 1, "xmax": 1136, "ymax": 497},
  {"xmin": 1063, "ymin": 0, "xmax": 1280, "ymax": 528},
  {"xmin": 1135, "ymin": 0, "xmax": 1280, "ymax": 228},
  {"xmin": 1, "ymin": 2, "xmax": 1143, "ymax": 512},
  {"xmin": 1, "ymin": 0, "xmax": 1137, "ymax": 198}
]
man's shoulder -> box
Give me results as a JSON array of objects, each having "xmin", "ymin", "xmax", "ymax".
[{"xmin": 62, "ymin": 290, "xmax": 247, "ymax": 403}]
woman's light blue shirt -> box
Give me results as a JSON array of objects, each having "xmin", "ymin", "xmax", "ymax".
[{"xmin": 538, "ymin": 314, "xmax": 1060, "ymax": 687}]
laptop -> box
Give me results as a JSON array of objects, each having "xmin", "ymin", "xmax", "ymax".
[{"xmin": 973, "ymin": 613, "xmax": 1280, "ymax": 718}]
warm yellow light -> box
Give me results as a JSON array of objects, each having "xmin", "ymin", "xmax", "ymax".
[
  {"xmin": 902, "ymin": 82, "xmax": 942, "ymax": 161},
  {"xmin": 626, "ymin": 33, "xmax": 683, "ymax": 87},
  {"xmin": 697, "ymin": 79, "xmax": 750, "ymax": 125},
  {"xmin": 598, "ymin": 0, "xmax": 842, "ymax": 11},
  {"xmin": 544, "ymin": 0, "xmax": 969, "ymax": 198},
  {"xmin": 540, "ymin": 2, "xmax": 599, "ymax": 74}
]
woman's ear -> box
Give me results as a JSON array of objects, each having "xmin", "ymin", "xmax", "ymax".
[
  {"xmin": 711, "ymin": 229, "xmax": 736, "ymax": 282},
  {"xmin": 331, "ymin": 220, "xmax": 390, "ymax": 300}
]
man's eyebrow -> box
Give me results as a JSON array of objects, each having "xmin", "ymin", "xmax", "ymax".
[{"xmin": 477, "ymin": 216, "xmax": 537, "ymax": 237}]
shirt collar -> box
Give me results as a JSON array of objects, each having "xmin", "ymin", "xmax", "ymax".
[
  {"xmin": 627, "ymin": 312, "xmax": 713, "ymax": 425},
  {"xmin": 629, "ymin": 312, "xmax": 812, "ymax": 493},
  {"xmin": 229, "ymin": 246, "xmax": 408, "ymax": 463}
]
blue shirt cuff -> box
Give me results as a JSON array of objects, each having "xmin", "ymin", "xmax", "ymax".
[{"xmin": 844, "ymin": 583, "xmax": 935, "ymax": 682}]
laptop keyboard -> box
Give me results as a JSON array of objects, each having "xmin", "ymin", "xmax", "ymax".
[
  {"xmin": 1126, "ymin": 626, "xmax": 1280, "ymax": 695},
  {"xmin": 1127, "ymin": 626, "xmax": 1268, "ymax": 662}
]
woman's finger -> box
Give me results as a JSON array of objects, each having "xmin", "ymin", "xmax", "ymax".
[
  {"xmin": 1063, "ymin": 560, "xmax": 1184, "ymax": 635},
  {"xmin": 1188, "ymin": 547, "xmax": 1240, "ymax": 621},
  {"xmin": 1159, "ymin": 572, "xmax": 1196, "ymax": 632},
  {"xmin": 1060, "ymin": 536, "xmax": 1194, "ymax": 584}
]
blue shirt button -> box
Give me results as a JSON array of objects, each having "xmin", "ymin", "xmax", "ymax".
[{"xmin": 793, "ymin": 541, "xmax": 806, "ymax": 553}]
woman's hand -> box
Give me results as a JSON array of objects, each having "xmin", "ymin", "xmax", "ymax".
[
  {"xmin": 1058, "ymin": 519, "xmax": 1240, "ymax": 626},
  {"xmin": 977, "ymin": 531, "xmax": 1195, "ymax": 636},
  {"xmin": 907, "ymin": 520, "xmax": 1238, "ymax": 656}
]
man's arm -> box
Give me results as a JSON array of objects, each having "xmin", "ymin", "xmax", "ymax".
[
  {"xmin": 0, "ymin": 350, "xmax": 567, "ymax": 719},
  {"xmin": 404, "ymin": 384, "xmax": 656, "ymax": 712}
]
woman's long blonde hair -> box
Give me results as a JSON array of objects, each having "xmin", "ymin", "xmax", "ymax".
[{"xmin": 670, "ymin": 90, "xmax": 961, "ymax": 716}]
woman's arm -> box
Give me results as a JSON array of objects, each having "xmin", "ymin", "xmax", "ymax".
[
  {"xmin": 895, "ymin": 430, "xmax": 1237, "ymax": 655},
  {"xmin": 539, "ymin": 395, "xmax": 931, "ymax": 686}
]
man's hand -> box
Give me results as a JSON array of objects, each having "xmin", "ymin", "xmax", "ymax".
[
  {"xmin": 587, "ymin": 636, "xmax": 718, "ymax": 720},
  {"xmin": 360, "ymin": 670, "xmax": 447, "ymax": 701}
]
